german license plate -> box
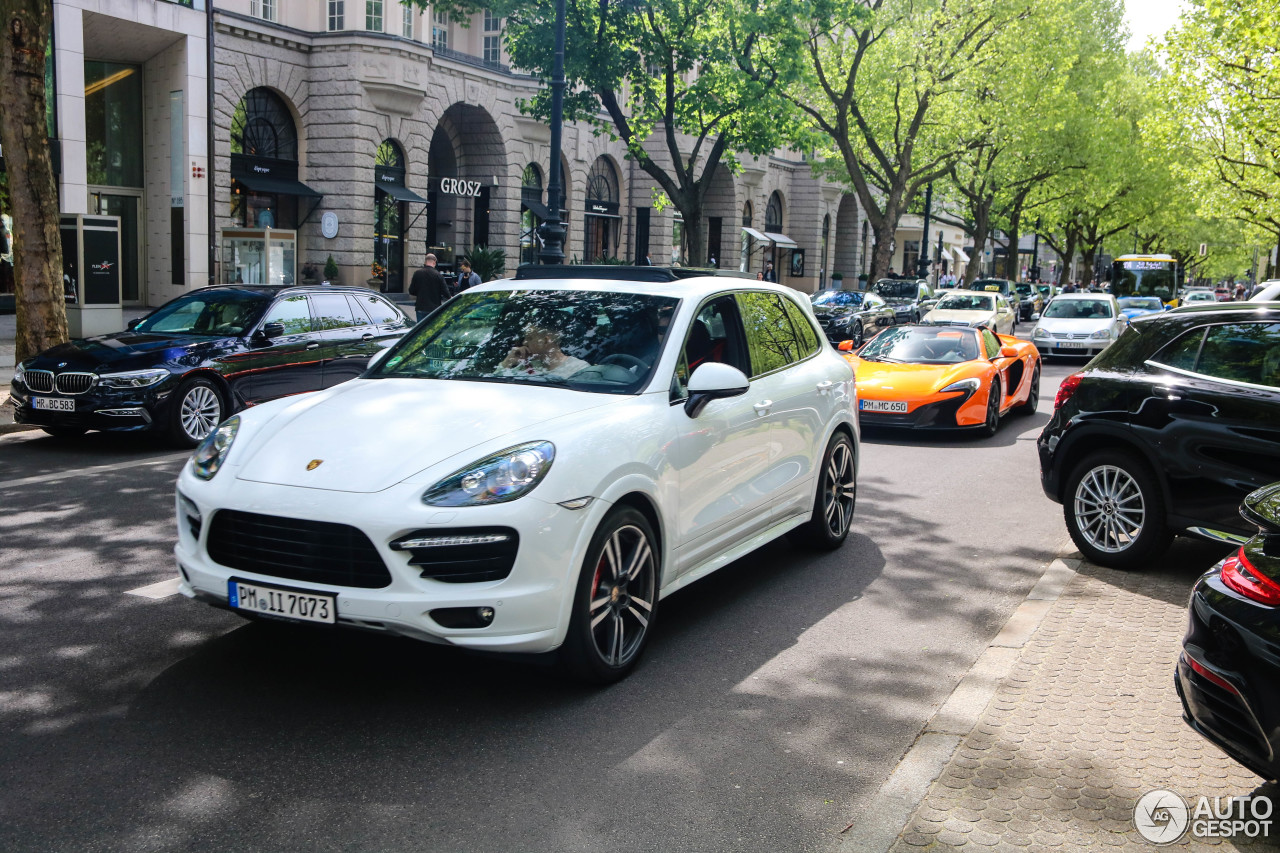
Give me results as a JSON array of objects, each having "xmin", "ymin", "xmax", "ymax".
[
  {"xmin": 860, "ymin": 399, "xmax": 909, "ymax": 413},
  {"xmin": 1057, "ymin": 341, "xmax": 1085, "ymax": 349},
  {"xmin": 228, "ymin": 579, "xmax": 336, "ymax": 624},
  {"xmin": 32, "ymin": 396, "xmax": 75, "ymax": 412}
]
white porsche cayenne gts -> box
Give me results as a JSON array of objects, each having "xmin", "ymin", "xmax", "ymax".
[{"xmin": 174, "ymin": 272, "xmax": 859, "ymax": 682}]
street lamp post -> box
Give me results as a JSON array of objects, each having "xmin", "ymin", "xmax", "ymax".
[{"xmin": 538, "ymin": 0, "xmax": 568, "ymax": 264}]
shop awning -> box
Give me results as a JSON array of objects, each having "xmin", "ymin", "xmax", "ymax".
[
  {"xmin": 377, "ymin": 183, "xmax": 428, "ymax": 204},
  {"xmin": 939, "ymin": 247, "xmax": 954, "ymax": 261},
  {"xmin": 522, "ymin": 198, "xmax": 555, "ymax": 221},
  {"xmin": 741, "ymin": 226, "xmax": 769, "ymax": 242},
  {"xmin": 954, "ymin": 247, "xmax": 971, "ymax": 263},
  {"xmin": 763, "ymin": 231, "xmax": 798, "ymax": 248},
  {"xmin": 233, "ymin": 171, "xmax": 323, "ymax": 199}
]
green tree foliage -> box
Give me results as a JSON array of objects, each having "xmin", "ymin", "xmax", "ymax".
[{"xmin": 482, "ymin": 0, "xmax": 799, "ymax": 266}]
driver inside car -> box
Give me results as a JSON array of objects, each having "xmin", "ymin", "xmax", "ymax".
[{"xmin": 499, "ymin": 317, "xmax": 591, "ymax": 379}]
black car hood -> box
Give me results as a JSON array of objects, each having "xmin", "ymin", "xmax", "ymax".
[
  {"xmin": 24, "ymin": 331, "xmax": 236, "ymax": 374},
  {"xmin": 879, "ymin": 296, "xmax": 915, "ymax": 306}
]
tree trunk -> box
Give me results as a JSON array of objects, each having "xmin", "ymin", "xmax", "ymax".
[
  {"xmin": 678, "ymin": 195, "xmax": 707, "ymax": 268},
  {"xmin": 1081, "ymin": 246, "xmax": 1097, "ymax": 287},
  {"xmin": 965, "ymin": 207, "xmax": 992, "ymax": 285},
  {"xmin": 1056, "ymin": 231, "xmax": 1077, "ymax": 289},
  {"xmin": 1005, "ymin": 210, "xmax": 1021, "ymax": 281},
  {"xmin": 0, "ymin": 1, "xmax": 67, "ymax": 362}
]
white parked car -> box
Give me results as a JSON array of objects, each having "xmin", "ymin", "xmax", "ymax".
[
  {"xmin": 1249, "ymin": 280, "xmax": 1280, "ymax": 302},
  {"xmin": 174, "ymin": 274, "xmax": 860, "ymax": 682},
  {"xmin": 921, "ymin": 291, "xmax": 1016, "ymax": 335},
  {"xmin": 1030, "ymin": 294, "xmax": 1126, "ymax": 358}
]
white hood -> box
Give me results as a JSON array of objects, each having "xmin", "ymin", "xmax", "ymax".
[
  {"xmin": 236, "ymin": 378, "xmax": 615, "ymax": 493},
  {"xmin": 1035, "ymin": 316, "xmax": 1114, "ymax": 335},
  {"xmin": 923, "ymin": 308, "xmax": 992, "ymax": 326}
]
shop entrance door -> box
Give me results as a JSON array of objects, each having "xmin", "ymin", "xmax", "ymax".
[{"xmin": 90, "ymin": 190, "xmax": 143, "ymax": 304}]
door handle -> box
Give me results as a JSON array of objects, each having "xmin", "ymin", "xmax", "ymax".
[
  {"xmin": 1153, "ymin": 385, "xmax": 1182, "ymax": 401},
  {"xmin": 816, "ymin": 381, "xmax": 834, "ymax": 394},
  {"xmin": 753, "ymin": 400, "xmax": 773, "ymax": 416},
  {"xmin": 306, "ymin": 342, "xmax": 320, "ymax": 350}
]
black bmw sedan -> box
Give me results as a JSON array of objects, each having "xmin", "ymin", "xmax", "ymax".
[
  {"xmin": 1038, "ymin": 302, "xmax": 1280, "ymax": 569},
  {"xmin": 11, "ymin": 285, "xmax": 410, "ymax": 446},
  {"xmin": 1178, "ymin": 482, "xmax": 1280, "ymax": 783}
]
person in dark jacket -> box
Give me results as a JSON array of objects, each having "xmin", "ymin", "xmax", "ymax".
[
  {"xmin": 456, "ymin": 259, "xmax": 482, "ymax": 291},
  {"xmin": 408, "ymin": 254, "xmax": 450, "ymax": 320}
]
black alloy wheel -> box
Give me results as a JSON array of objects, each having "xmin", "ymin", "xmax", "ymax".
[
  {"xmin": 1063, "ymin": 450, "xmax": 1171, "ymax": 570},
  {"xmin": 979, "ymin": 378, "xmax": 1002, "ymax": 437},
  {"xmin": 560, "ymin": 507, "xmax": 659, "ymax": 684},
  {"xmin": 789, "ymin": 431, "xmax": 857, "ymax": 550},
  {"xmin": 169, "ymin": 377, "xmax": 225, "ymax": 448},
  {"xmin": 1015, "ymin": 366, "xmax": 1040, "ymax": 415}
]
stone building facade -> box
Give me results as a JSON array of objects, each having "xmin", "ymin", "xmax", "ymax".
[{"xmin": 209, "ymin": 0, "xmax": 870, "ymax": 295}]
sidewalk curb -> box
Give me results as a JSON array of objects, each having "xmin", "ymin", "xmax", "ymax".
[{"xmin": 844, "ymin": 547, "xmax": 1082, "ymax": 852}]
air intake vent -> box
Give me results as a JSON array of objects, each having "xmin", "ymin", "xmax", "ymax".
[{"xmin": 207, "ymin": 510, "xmax": 392, "ymax": 589}]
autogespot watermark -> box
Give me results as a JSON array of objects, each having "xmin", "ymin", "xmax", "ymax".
[{"xmin": 1134, "ymin": 789, "xmax": 1273, "ymax": 844}]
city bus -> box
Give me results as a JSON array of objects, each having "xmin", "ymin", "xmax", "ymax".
[{"xmin": 1111, "ymin": 254, "xmax": 1183, "ymax": 306}]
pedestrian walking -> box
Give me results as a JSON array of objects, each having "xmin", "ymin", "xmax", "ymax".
[
  {"xmin": 408, "ymin": 253, "xmax": 450, "ymax": 321},
  {"xmin": 763, "ymin": 262, "xmax": 776, "ymax": 282},
  {"xmin": 456, "ymin": 259, "xmax": 482, "ymax": 292}
]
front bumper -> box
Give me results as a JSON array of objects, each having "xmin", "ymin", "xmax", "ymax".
[
  {"xmin": 858, "ymin": 390, "xmax": 981, "ymax": 429},
  {"xmin": 1033, "ymin": 341, "xmax": 1108, "ymax": 357},
  {"xmin": 1176, "ymin": 570, "xmax": 1280, "ymax": 782},
  {"xmin": 173, "ymin": 465, "xmax": 603, "ymax": 654},
  {"xmin": 10, "ymin": 377, "xmax": 176, "ymax": 433}
]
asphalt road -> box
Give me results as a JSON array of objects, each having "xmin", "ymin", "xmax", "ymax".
[{"xmin": 0, "ymin": 357, "xmax": 1208, "ymax": 852}]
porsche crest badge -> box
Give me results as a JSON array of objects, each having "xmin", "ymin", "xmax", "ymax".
[{"xmin": 306, "ymin": 459, "xmax": 324, "ymax": 471}]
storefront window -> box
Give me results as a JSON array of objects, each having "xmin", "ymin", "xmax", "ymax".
[
  {"xmin": 85, "ymin": 62, "xmax": 143, "ymax": 188},
  {"xmin": 520, "ymin": 164, "xmax": 543, "ymax": 265},
  {"xmin": 375, "ymin": 140, "xmax": 407, "ymax": 291},
  {"xmin": 672, "ymin": 215, "xmax": 685, "ymax": 266},
  {"xmin": 765, "ymin": 192, "xmax": 783, "ymax": 272},
  {"xmin": 583, "ymin": 157, "xmax": 620, "ymax": 263},
  {"xmin": 740, "ymin": 201, "xmax": 752, "ymax": 272},
  {"xmin": 230, "ymin": 88, "xmax": 307, "ymax": 230},
  {"xmin": 820, "ymin": 214, "xmax": 830, "ymax": 288},
  {"xmin": 222, "ymin": 229, "xmax": 296, "ymax": 285}
]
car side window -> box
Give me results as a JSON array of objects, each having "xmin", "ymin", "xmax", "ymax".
[
  {"xmin": 345, "ymin": 294, "xmax": 374, "ymax": 326},
  {"xmin": 311, "ymin": 293, "xmax": 359, "ymax": 330},
  {"xmin": 261, "ymin": 295, "xmax": 313, "ymax": 335},
  {"xmin": 981, "ymin": 328, "xmax": 1000, "ymax": 359},
  {"xmin": 670, "ymin": 296, "xmax": 750, "ymax": 400},
  {"xmin": 1194, "ymin": 323, "xmax": 1280, "ymax": 388},
  {"xmin": 1150, "ymin": 328, "xmax": 1205, "ymax": 372},
  {"xmin": 360, "ymin": 294, "xmax": 403, "ymax": 325},
  {"xmin": 781, "ymin": 297, "xmax": 821, "ymax": 357},
  {"xmin": 738, "ymin": 291, "xmax": 803, "ymax": 377}
]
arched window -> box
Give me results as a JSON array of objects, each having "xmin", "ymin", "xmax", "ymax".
[
  {"xmin": 231, "ymin": 88, "xmax": 297, "ymax": 160},
  {"xmin": 376, "ymin": 139, "xmax": 404, "ymax": 169},
  {"xmin": 374, "ymin": 139, "xmax": 408, "ymax": 290},
  {"xmin": 740, "ymin": 201, "xmax": 754, "ymax": 272},
  {"xmin": 521, "ymin": 164, "xmax": 544, "ymax": 265},
  {"xmin": 765, "ymin": 192, "xmax": 783, "ymax": 234},
  {"xmin": 584, "ymin": 157, "xmax": 621, "ymax": 262}
]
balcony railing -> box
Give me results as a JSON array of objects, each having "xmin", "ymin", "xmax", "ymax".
[{"xmin": 432, "ymin": 45, "xmax": 509, "ymax": 74}]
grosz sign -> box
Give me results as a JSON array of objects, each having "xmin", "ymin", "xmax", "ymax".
[{"xmin": 439, "ymin": 178, "xmax": 483, "ymax": 197}]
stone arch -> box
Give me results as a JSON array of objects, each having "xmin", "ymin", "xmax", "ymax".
[
  {"xmin": 427, "ymin": 102, "xmax": 508, "ymax": 265},
  {"xmin": 834, "ymin": 194, "xmax": 860, "ymax": 287}
]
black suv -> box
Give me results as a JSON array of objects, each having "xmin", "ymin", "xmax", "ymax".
[
  {"xmin": 1038, "ymin": 303, "xmax": 1280, "ymax": 568},
  {"xmin": 12, "ymin": 285, "xmax": 410, "ymax": 446}
]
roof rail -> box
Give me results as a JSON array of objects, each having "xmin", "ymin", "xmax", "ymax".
[{"xmin": 512, "ymin": 264, "xmax": 752, "ymax": 283}]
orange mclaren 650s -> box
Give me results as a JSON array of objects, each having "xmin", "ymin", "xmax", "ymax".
[{"xmin": 839, "ymin": 324, "xmax": 1041, "ymax": 435}]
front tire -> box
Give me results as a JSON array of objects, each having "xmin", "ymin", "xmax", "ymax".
[
  {"xmin": 979, "ymin": 379, "xmax": 1002, "ymax": 437},
  {"xmin": 788, "ymin": 431, "xmax": 857, "ymax": 550},
  {"xmin": 1063, "ymin": 450, "xmax": 1171, "ymax": 570},
  {"xmin": 168, "ymin": 377, "xmax": 225, "ymax": 448},
  {"xmin": 1015, "ymin": 366, "xmax": 1040, "ymax": 415},
  {"xmin": 559, "ymin": 507, "xmax": 660, "ymax": 684}
]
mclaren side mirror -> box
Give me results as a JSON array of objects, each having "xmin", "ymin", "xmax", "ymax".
[
  {"xmin": 837, "ymin": 340, "xmax": 856, "ymax": 352},
  {"xmin": 999, "ymin": 346, "xmax": 1019, "ymax": 358},
  {"xmin": 684, "ymin": 362, "xmax": 750, "ymax": 418}
]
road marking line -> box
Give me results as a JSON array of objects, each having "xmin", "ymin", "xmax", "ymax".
[
  {"xmin": 0, "ymin": 455, "xmax": 186, "ymax": 490},
  {"xmin": 125, "ymin": 578, "xmax": 182, "ymax": 599}
]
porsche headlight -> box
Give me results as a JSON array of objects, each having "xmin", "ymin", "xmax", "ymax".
[
  {"xmin": 1032, "ymin": 327, "xmax": 1050, "ymax": 340},
  {"xmin": 940, "ymin": 378, "xmax": 981, "ymax": 394},
  {"xmin": 423, "ymin": 441, "xmax": 555, "ymax": 507},
  {"xmin": 98, "ymin": 368, "xmax": 170, "ymax": 389},
  {"xmin": 190, "ymin": 416, "xmax": 240, "ymax": 481},
  {"xmin": 1090, "ymin": 329, "xmax": 1112, "ymax": 340}
]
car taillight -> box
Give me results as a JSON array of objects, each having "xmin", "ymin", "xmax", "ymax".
[
  {"xmin": 1053, "ymin": 373, "xmax": 1083, "ymax": 411},
  {"xmin": 1221, "ymin": 547, "xmax": 1280, "ymax": 606}
]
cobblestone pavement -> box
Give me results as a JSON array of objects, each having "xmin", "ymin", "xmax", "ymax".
[{"xmin": 888, "ymin": 556, "xmax": 1279, "ymax": 852}]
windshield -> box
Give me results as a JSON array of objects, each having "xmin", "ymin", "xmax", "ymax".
[
  {"xmin": 1112, "ymin": 260, "xmax": 1176, "ymax": 302},
  {"xmin": 1185, "ymin": 291, "xmax": 1216, "ymax": 302},
  {"xmin": 858, "ymin": 326, "xmax": 981, "ymax": 364},
  {"xmin": 1119, "ymin": 297, "xmax": 1163, "ymax": 311},
  {"xmin": 812, "ymin": 290, "xmax": 864, "ymax": 307},
  {"xmin": 134, "ymin": 290, "xmax": 270, "ymax": 336},
  {"xmin": 872, "ymin": 280, "xmax": 918, "ymax": 299},
  {"xmin": 369, "ymin": 289, "xmax": 679, "ymax": 394},
  {"xmin": 935, "ymin": 293, "xmax": 995, "ymax": 312},
  {"xmin": 1015, "ymin": 283, "xmax": 1034, "ymax": 295},
  {"xmin": 1043, "ymin": 299, "xmax": 1114, "ymax": 319},
  {"xmin": 966, "ymin": 280, "xmax": 1009, "ymax": 294}
]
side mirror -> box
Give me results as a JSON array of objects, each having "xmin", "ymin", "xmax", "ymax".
[
  {"xmin": 837, "ymin": 340, "xmax": 856, "ymax": 352},
  {"xmin": 366, "ymin": 346, "xmax": 393, "ymax": 370},
  {"xmin": 257, "ymin": 322, "xmax": 285, "ymax": 340},
  {"xmin": 999, "ymin": 346, "xmax": 1019, "ymax": 358},
  {"xmin": 126, "ymin": 318, "xmax": 143, "ymax": 330},
  {"xmin": 1031, "ymin": 312, "xmax": 1041, "ymax": 321},
  {"xmin": 684, "ymin": 362, "xmax": 750, "ymax": 418}
]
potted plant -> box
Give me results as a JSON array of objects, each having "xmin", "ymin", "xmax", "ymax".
[
  {"xmin": 466, "ymin": 245, "xmax": 507, "ymax": 282},
  {"xmin": 832, "ymin": 271, "xmax": 843, "ymax": 289},
  {"xmin": 368, "ymin": 260, "xmax": 386, "ymax": 289},
  {"xmin": 323, "ymin": 255, "xmax": 339, "ymax": 285},
  {"xmin": 300, "ymin": 262, "xmax": 319, "ymax": 284}
]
